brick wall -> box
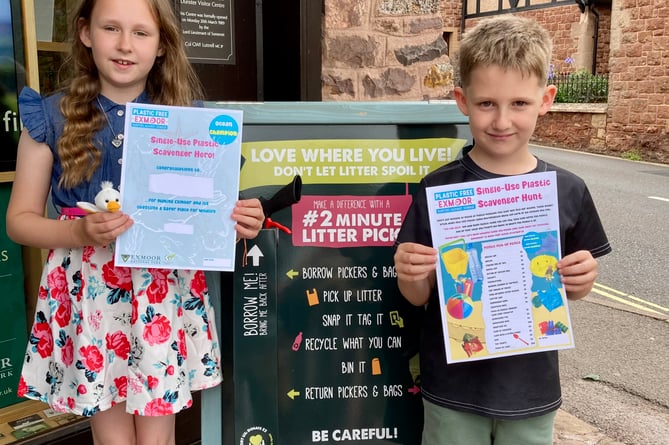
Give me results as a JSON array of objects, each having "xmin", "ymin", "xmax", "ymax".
[
  {"xmin": 605, "ymin": 0, "xmax": 669, "ymax": 163},
  {"xmin": 528, "ymin": 7, "xmax": 611, "ymax": 75},
  {"xmin": 595, "ymin": 10, "xmax": 612, "ymax": 75},
  {"xmin": 531, "ymin": 104, "xmax": 608, "ymax": 151}
]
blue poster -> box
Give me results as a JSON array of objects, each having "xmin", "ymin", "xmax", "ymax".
[{"xmin": 115, "ymin": 103, "xmax": 243, "ymax": 271}]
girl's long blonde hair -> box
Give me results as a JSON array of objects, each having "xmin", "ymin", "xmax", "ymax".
[{"xmin": 57, "ymin": 0, "xmax": 204, "ymax": 188}]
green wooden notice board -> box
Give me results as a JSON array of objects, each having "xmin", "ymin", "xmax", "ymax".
[{"xmin": 0, "ymin": 183, "xmax": 27, "ymax": 408}]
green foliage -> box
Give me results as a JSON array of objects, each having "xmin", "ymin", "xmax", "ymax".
[
  {"xmin": 621, "ymin": 150, "xmax": 642, "ymax": 161},
  {"xmin": 550, "ymin": 69, "xmax": 608, "ymax": 103}
]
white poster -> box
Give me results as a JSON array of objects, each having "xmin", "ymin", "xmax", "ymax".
[{"xmin": 426, "ymin": 171, "xmax": 574, "ymax": 363}]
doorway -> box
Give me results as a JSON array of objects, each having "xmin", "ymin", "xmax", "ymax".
[{"xmin": 194, "ymin": 0, "xmax": 321, "ymax": 102}]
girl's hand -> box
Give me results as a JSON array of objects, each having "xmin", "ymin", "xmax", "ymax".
[
  {"xmin": 558, "ymin": 250, "xmax": 598, "ymax": 300},
  {"xmin": 233, "ymin": 198, "xmax": 265, "ymax": 240},
  {"xmin": 75, "ymin": 211, "xmax": 134, "ymax": 247}
]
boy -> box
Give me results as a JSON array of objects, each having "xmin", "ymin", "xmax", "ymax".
[{"xmin": 393, "ymin": 16, "xmax": 611, "ymax": 445}]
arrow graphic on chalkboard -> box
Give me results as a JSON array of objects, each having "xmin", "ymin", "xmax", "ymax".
[
  {"xmin": 286, "ymin": 269, "xmax": 299, "ymax": 279},
  {"xmin": 287, "ymin": 389, "xmax": 301, "ymax": 400},
  {"xmin": 246, "ymin": 245, "xmax": 264, "ymax": 266}
]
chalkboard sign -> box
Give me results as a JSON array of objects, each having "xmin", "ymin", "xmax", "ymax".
[
  {"xmin": 174, "ymin": 0, "xmax": 235, "ymax": 64},
  {"xmin": 201, "ymin": 101, "xmax": 472, "ymax": 445}
]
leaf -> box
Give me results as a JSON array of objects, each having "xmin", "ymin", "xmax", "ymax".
[{"xmin": 582, "ymin": 374, "xmax": 601, "ymax": 381}]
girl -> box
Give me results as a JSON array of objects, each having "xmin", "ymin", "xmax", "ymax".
[{"xmin": 6, "ymin": 0, "xmax": 264, "ymax": 443}]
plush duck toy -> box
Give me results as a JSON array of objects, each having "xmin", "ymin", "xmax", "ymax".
[{"xmin": 77, "ymin": 181, "xmax": 122, "ymax": 213}]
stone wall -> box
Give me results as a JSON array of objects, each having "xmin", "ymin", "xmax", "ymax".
[
  {"xmin": 320, "ymin": 2, "xmax": 609, "ymax": 102},
  {"xmin": 320, "ymin": 1, "xmax": 667, "ymax": 163},
  {"xmin": 322, "ymin": 0, "xmax": 459, "ymax": 101}
]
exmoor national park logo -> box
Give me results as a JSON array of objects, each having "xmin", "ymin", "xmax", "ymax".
[
  {"xmin": 119, "ymin": 254, "xmax": 175, "ymax": 265},
  {"xmin": 239, "ymin": 425, "xmax": 274, "ymax": 445}
]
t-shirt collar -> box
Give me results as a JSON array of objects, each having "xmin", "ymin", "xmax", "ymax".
[{"xmin": 462, "ymin": 152, "xmax": 547, "ymax": 178}]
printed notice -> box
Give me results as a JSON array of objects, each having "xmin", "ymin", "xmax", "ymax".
[
  {"xmin": 115, "ymin": 103, "xmax": 243, "ymax": 270},
  {"xmin": 177, "ymin": 0, "xmax": 234, "ymax": 64},
  {"xmin": 426, "ymin": 171, "xmax": 575, "ymax": 363}
]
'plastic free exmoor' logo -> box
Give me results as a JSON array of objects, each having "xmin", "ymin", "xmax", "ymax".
[{"xmin": 131, "ymin": 108, "xmax": 169, "ymax": 129}]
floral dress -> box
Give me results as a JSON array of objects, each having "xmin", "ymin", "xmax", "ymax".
[{"xmin": 17, "ymin": 88, "xmax": 222, "ymax": 416}]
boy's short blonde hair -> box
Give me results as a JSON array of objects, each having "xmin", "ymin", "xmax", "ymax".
[{"xmin": 456, "ymin": 15, "xmax": 553, "ymax": 88}]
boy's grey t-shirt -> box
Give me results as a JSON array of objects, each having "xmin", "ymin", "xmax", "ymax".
[{"xmin": 396, "ymin": 153, "xmax": 611, "ymax": 419}]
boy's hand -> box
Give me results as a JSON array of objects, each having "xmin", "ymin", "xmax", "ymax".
[
  {"xmin": 394, "ymin": 242, "xmax": 438, "ymax": 281},
  {"xmin": 394, "ymin": 242, "xmax": 438, "ymax": 306},
  {"xmin": 558, "ymin": 250, "xmax": 598, "ymax": 300},
  {"xmin": 233, "ymin": 198, "xmax": 265, "ymax": 240}
]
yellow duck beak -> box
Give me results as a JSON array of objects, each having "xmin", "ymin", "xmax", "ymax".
[{"xmin": 107, "ymin": 201, "xmax": 121, "ymax": 212}]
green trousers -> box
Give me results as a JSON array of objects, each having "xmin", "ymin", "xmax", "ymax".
[{"xmin": 422, "ymin": 399, "xmax": 557, "ymax": 445}]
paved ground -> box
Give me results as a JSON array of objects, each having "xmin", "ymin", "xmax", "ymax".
[{"xmin": 554, "ymin": 409, "xmax": 626, "ymax": 445}]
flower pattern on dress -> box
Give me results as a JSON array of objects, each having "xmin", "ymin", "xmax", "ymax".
[
  {"xmin": 21, "ymin": 238, "xmax": 221, "ymax": 417},
  {"xmin": 77, "ymin": 345, "xmax": 104, "ymax": 382},
  {"xmin": 102, "ymin": 259, "xmax": 132, "ymax": 304},
  {"xmin": 114, "ymin": 376, "xmax": 128, "ymax": 398},
  {"xmin": 106, "ymin": 330, "xmax": 131, "ymax": 360},
  {"xmin": 142, "ymin": 308, "xmax": 172, "ymax": 346},
  {"xmin": 57, "ymin": 332, "xmax": 74, "ymax": 367},
  {"xmin": 17, "ymin": 376, "xmax": 28, "ymax": 397},
  {"xmin": 147, "ymin": 375, "xmax": 160, "ymax": 390},
  {"xmin": 144, "ymin": 269, "xmax": 175, "ymax": 304},
  {"xmin": 190, "ymin": 270, "xmax": 207, "ymax": 298},
  {"xmin": 88, "ymin": 310, "xmax": 103, "ymax": 331},
  {"xmin": 30, "ymin": 312, "xmax": 53, "ymax": 358},
  {"xmin": 170, "ymin": 328, "xmax": 188, "ymax": 367},
  {"xmin": 82, "ymin": 246, "xmax": 95, "ymax": 264},
  {"xmin": 49, "ymin": 265, "xmax": 73, "ymax": 329},
  {"xmin": 144, "ymin": 397, "xmax": 173, "ymax": 416},
  {"xmin": 47, "ymin": 264, "xmax": 69, "ymax": 301},
  {"xmin": 71, "ymin": 269, "xmax": 84, "ymax": 302}
]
